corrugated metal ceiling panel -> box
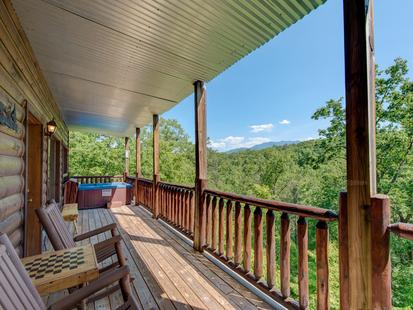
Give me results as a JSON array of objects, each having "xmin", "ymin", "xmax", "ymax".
[{"xmin": 11, "ymin": 0, "xmax": 326, "ymax": 135}]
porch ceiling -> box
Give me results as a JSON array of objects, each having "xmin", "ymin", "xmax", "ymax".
[{"xmin": 12, "ymin": 0, "xmax": 325, "ymax": 136}]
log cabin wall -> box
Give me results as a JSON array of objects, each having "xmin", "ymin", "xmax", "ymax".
[{"xmin": 0, "ymin": 0, "xmax": 69, "ymax": 256}]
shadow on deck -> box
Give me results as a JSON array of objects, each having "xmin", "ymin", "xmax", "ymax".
[{"xmin": 54, "ymin": 205, "xmax": 274, "ymax": 310}]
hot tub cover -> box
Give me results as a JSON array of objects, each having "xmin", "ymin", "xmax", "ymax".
[{"xmin": 78, "ymin": 182, "xmax": 133, "ymax": 191}]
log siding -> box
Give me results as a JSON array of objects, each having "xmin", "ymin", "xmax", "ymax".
[{"xmin": 0, "ymin": 0, "xmax": 68, "ymax": 256}]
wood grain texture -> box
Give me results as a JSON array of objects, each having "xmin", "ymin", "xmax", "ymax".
[
  {"xmin": 21, "ymin": 244, "xmax": 99, "ymax": 295},
  {"xmin": 253, "ymin": 207, "xmax": 263, "ymax": 280},
  {"xmin": 218, "ymin": 197, "xmax": 225, "ymax": 256},
  {"xmin": 343, "ymin": 0, "xmax": 376, "ymax": 308},
  {"xmin": 193, "ymin": 80, "xmax": 207, "ymax": 251},
  {"xmin": 266, "ymin": 210, "xmax": 275, "ymax": 289},
  {"xmin": 370, "ymin": 195, "xmax": 391, "ymax": 309},
  {"xmin": 316, "ymin": 221, "xmax": 329, "ymax": 310},
  {"xmin": 226, "ymin": 199, "xmax": 233, "ymax": 260},
  {"xmin": 297, "ymin": 217, "xmax": 309, "ymax": 309},
  {"xmin": 234, "ymin": 201, "xmax": 242, "ymax": 266},
  {"xmin": 280, "ymin": 213, "xmax": 290, "ymax": 298},
  {"xmin": 243, "ymin": 204, "xmax": 252, "ymax": 273}
]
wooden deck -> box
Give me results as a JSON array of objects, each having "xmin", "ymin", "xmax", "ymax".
[{"xmin": 47, "ymin": 205, "xmax": 273, "ymax": 310}]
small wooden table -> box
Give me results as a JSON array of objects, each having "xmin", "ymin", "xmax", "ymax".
[
  {"xmin": 62, "ymin": 203, "xmax": 79, "ymax": 233},
  {"xmin": 22, "ymin": 245, "xmax": 98, "ymax": 295}
]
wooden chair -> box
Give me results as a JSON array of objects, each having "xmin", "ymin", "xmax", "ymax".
[
  {"xmin": 0, "ymin": 233, "xmax": 138, "ymax": 310},
  {"xmin": 63, "ymin": 179, "xmax": 78, "ymax": 204},
  {"xmin": 36, "ymin": 201, "xmax": 131, "ymax": 298}
]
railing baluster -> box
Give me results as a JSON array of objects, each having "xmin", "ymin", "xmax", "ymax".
[
  {"xmin": 226, "ymin": 200, "xmax": 233, "ymax": 260},
  {"xmin": 178, "ymin": 189, "xmax": 182, "ymax": 227},
  {"xmin": 190, "ymin": 191, "xmax": 194, "ymax": 234},
  {"xmin": 243, "ymin": 204, "xmax": 252, "ymax": 273},
  {"xmin": 316, "ymin": 221, "xmax": 329, "ymax": 310},
  {"xmin": 218, "ymin": 198, "xmax": 225, "ymax": 256},
  {"xmin": 185, "ymin": 190, "xmax": 190, "ymax": 231},
  {"xmin": 234, "ymin": 201, "xmax": 242, "ymax": 266},
  {"xmin": 297, "ymin": 216, "xmax": 309, "ymax": 309},
  {"xmin": 281, "ymin": 213, "xmax": 290, "ymax": 298},
  {"xmin": 211, "ymin": 196, "xmax": 218, "ymax": 251},
  {"xmin": 205, "ymin": 194, "xmax": 212, "ymax": 247},
  {"xmin": 174, "ymin": 189, "xmax": 178, "ymax": 225},
  {"xmin": 266, "ymin": 210, "xmax": 275, "ymax": 289},
  {"xmin": 254, "ymin": 207, "xmax": 263, "ymax": 280},
  {"xmin": 183, "ymin": 190, "xmax": 187, "ymax": 230}
]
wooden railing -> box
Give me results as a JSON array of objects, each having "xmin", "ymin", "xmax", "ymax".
[
  {"xmin": 158, "ymin": 182, "xmax": 195, "ymax": 238},
  {"xmin": 136, "ymin": 178, "xmax": 153, "ymax": 210},
  {"xmin": 389, "ymin": 222, "xmax": 413, "ymax": 241},
  {"xmin": 202, "ymin": 188, "xmax": 338, "ymax": 309},
  {"xmin": 72, "ymin": 175, "xmax": 124, "ymax": 184}
]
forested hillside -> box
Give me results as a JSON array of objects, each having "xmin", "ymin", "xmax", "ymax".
[{"xmin": 70, "ymin": 59, "xmax": 413, "ymax": 308}]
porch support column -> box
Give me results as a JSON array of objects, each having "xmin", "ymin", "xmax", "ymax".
[
  {"xmin": 343, "ymin": 0, "xmax": 381, "ymax": 308},
  {"xmin": 135, "ymin": 127, "xmax": 141, "ymax": 206},
  {"xmin": 193, "ymin": 80, "xmax": 207, "ymax": 251},
  {"xmin": 124, "ymin": 137, "xmax": 130, "ymax": 178},
  {"xmin": 152, "ymin": 115, "xmax": 160, "ymax": 219}
]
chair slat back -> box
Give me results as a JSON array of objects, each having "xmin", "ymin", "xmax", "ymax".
[
  {"xmin": 64, "ymin": 180, "xmax": 78, "ymax": 204},
  {"xmin": 0, "ymin": 233, "xmax": 45, "ymax": 310},
  {"xmin": 36, "ymin": 201, "xmax": 76, "ymax": 250}
]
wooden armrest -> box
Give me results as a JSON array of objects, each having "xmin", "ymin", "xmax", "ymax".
[
  {"xmin": 47, "ymin": 266, "xmax": 130, "ymax": 310},
  {"xmin": 74, "ymin": 223, "xmax": 117, "ymax": 241}
]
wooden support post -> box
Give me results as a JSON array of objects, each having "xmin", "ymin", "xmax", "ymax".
[
  {"xmin": 124, "ymin": 137, "xmax": 130, "ymax": 178},
  {"xmin": 135, "ymin": 127, "xmax": 141, "ymax": 206},
  {"xmin": 152, "ymin": 115, "xmax": 160, "ymax": 219},
  {"xmin": 136, "ymin": 128, "xmax": 141, "ymax": 178},
  {"xmin": 193, "ymin": 80, "xmax": 207, "ymax": 251},
  {"xmin": 343, "ymin": 0, "xmax": 377, "ymax": 308},
  {"xmin": 371, "ymin": 195, "xmax": 391, "ymax": 309}
]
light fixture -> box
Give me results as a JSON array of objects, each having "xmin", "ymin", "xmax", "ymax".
[{"xmin": 46, "ymin": 119, "xmax": 57, "ymax": 136}]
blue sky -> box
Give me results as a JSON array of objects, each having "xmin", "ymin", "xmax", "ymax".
[{"xmin": 164, "ymin": 0, "xmax": 413, "ymax": 152}]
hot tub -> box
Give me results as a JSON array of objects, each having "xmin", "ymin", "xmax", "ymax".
[{"xmin": 77, "ymin": 182, "xmax": 133, "ymax": 209}]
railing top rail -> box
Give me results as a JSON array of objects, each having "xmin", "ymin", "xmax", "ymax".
[
  {"xmin": 388, "ymin": 222, "xmax": 413, "ymax": 241},
  {"xmin": 204, "ymin": 188, "xmax": 338, "ymax": 222},
  {"xmin": 158, "ymin": 181, "xmax": 194, "ymax": 191},
  {"xmin": 137, "ymin": 177, "xmax": 153, "ymax": 183},
  {"xmin": 72, "ymin": 175, "xmax": 124, "ymax": 178}
]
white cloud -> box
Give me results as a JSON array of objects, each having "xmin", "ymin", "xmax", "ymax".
[
  {"xmin": 209, "ymin": 136, "xmax": 270, "ymax": 151},
  {"xmin": 279, "ymin": 119, "xmax": 290, "ymax": 125},
  {"xmin": 249, "ymin": 123, "xmax": 274, "ymax": 133}
]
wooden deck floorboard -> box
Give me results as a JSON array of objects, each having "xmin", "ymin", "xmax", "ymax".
[{"xmin": 47, "ymin": 205, "xmax": 273, "ymax": 310}]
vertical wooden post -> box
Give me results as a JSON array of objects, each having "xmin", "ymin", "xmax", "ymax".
[
  {"xmin": 371, "ymin": 195, "xmax": 391, "ymax": 309},
  {"xmin": 136, "ymin": 128, "xmax": 141, "ymax": 178},
  {"xmin": 343, "ymin": 0, "xmax": 377, "ymax": 308},
  {"xmin": 135, "ymin": 127, "xmax": 141, "ymax": 206},
  {"xmin": 152, "ymin": 115, "xmax": 160, "ymax": 219},
  {"xmin": 124, "ymin": 137, "xmax": 130, "ymax": 178},
  {"xmin": 193, "ymin": 80, "xmax": 207, "ymax": 251}
]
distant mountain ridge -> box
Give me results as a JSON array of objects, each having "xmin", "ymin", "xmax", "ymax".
[{"xmin": 225, "ymin": 140, "xmax": 299, "ymax": 153}]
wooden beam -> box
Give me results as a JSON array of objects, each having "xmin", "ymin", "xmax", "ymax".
[
  {"xmin": 193, "ymin": 80, "xmax": 207, "ymax": 251},
  {"xmin": 124, "ymin": 137, "xmax": 130, "ymax": 177},
  {"xmin": 152, "ymin": 115, "xmax": 160, "ymax": 218},
  {"xmin": 343, "ymin": 0, "xmax": 376, "ymax": 308}
]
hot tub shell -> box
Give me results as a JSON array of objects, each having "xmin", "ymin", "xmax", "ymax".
[{"xmin": 77, "ymin": 182, "xmax": 132, "ymax": 209}]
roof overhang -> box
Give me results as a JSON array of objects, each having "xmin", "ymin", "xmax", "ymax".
[{"xmin": 12, "ymin": 0, "xmax": 326, "ymax": 136}]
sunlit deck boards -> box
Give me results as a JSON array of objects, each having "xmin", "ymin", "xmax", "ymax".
[{"xmin": 47, "ymin": 205, "xmax": 273, "ymax": 310}]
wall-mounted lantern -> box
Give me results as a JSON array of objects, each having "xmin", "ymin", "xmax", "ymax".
[{"xmin": 45, "ymin": 119, "xmax": 57, "ymax": 136}]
